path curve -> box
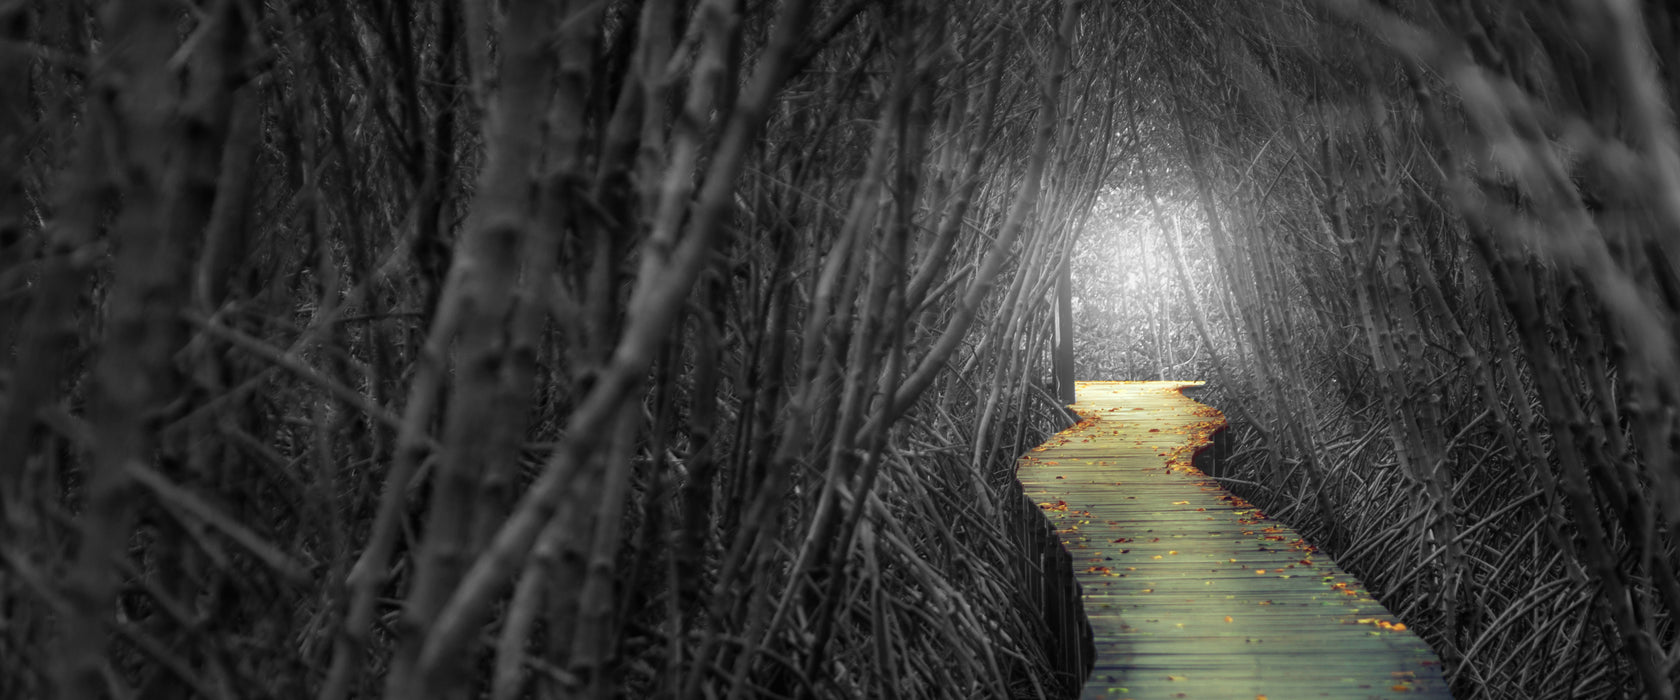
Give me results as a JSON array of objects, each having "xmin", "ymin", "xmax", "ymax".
[{"xmin": 1018, "ymin": 381, "xmax": 1451, "ymax": 700}]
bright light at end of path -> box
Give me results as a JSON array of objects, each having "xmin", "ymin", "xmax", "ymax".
[
  {"xmin": 1073, "ymin": 189, "xmax": 1225, "ymax": 377},
  {"xmin": 1072, "ymin": 219, "xmax": 1179, "ymax": 316}
]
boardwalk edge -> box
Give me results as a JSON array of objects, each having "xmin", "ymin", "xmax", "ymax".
[{"xmin": 1004, "ymin": 477, "xmax": 1096, "ymax": 696}]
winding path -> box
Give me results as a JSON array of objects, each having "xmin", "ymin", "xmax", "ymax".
[{"xmin": 1018, "ymin": 381, "xmax": 1452, "ymax": 699}]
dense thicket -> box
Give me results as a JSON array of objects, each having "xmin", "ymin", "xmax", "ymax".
[
  {"xmin": 0, "ymin": 1, "xmax": 1131, "ymax": 698},
  {"xmin": 1074, "ymin": 2, "xmax": 1680, "ymax": 698},
  {"xmin": 11, "ymin": 0, "xmax": 1680, "ymax": 698}
]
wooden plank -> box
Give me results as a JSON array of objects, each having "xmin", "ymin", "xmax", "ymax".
[{"xmin": 1019, "ymin": 381, "xmax": 1452, "ymax": 700}]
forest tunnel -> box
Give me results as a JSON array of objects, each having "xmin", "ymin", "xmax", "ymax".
[{"xmin": 3, "ymin": 0, "xmax": 1680, "ymax": 699}]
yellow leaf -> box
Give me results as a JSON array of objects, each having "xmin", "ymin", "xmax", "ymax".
[{"xmin": 1224, "ymin": 616, "xmax": 1234, "ymax": 623}]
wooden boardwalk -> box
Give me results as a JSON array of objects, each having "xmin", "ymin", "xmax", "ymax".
[{"xmin": 1019, "ymin": 381, "xmax": 1452, "ymax": 700}]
